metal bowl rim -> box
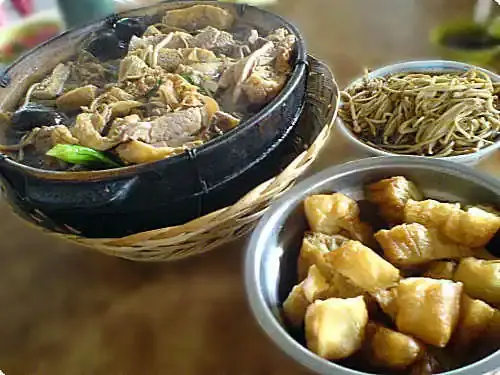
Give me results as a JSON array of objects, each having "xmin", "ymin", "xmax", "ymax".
[{"xmin": 244, "ymin": 156, "xmax": 500, "ymax": 375}]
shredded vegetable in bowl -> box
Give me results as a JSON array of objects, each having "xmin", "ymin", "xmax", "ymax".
[{"xmin": 339, "ymin": 69, "xmax": 500, "ymax": 157}]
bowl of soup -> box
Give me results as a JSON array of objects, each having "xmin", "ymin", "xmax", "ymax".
[{"xmin": 0, "ymin": 1, "xmax": 308, "ymax": 237}]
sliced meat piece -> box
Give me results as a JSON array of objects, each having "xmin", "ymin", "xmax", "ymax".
[
  {"xmin": 218, "ymin": 41, "xmax": 275, "ymax": 104},
  {"xmin": 123, "ymin": 106, "xmax": 208, "ymax": 147},
  {"xmin": 193, "ymin": 26, "xmax": 234, "ymax": 53},
  {"xmin": 32, "ymin": 63, "xmax": 71, "ymax": 100},
  {"xmin": 193, "ymin": 26, "xmax": 252, "ymax": 59},
  {"xmin": 156, "ymin": 48, "xmax": 217, "ymax": 72},
  {"xmin": 56, "ymin": 85, "xmax": 98, "ymax": 112},
  {"xmin": 162, "ymin": 5, "xmax": 235, "ymax": 31},
  {"xmin": 71, "ymin": 112, "xmax": 121, "ymax": 151},
  {"xmin": 107, "ymin": 114, "xmax": 141, "ymax": 138},
  {"xmin": 116, "ymin": 139, "xmax": 201, "ymax": 164},
  {"xmin": 156, "ymin": 49, "xmax": 184, "ymax": 72}
]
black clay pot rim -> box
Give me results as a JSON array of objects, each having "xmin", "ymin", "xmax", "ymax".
[{"xmin": 0, "ymin": 0, "xmax": 307, "ymax": 182}]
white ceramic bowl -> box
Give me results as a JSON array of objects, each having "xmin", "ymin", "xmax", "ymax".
[{"xmin": 337, "ymin": 60, "xmax": 500, "ymax": 166}]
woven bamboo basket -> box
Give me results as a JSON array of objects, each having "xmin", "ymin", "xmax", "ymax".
[{"xmin": 10, "ymin": 55, "xmax": 339, "ymax": 261}]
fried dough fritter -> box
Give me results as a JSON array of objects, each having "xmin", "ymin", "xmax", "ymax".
[
  {"xmin": 364, "ymin": 322, "xmax": 424, "ymax": 370},
  {"xmin": 451, "ymin": 294, "xmax": 497, "ymax": 351},
  {"xmin": 374, "ymin": 223, "xmax": 474, "ymax": 267},
  {"xmin": 394, "ymin": 277, "xmax": 463, "ymax": 348},
  {"xmin": 297, "ymin": 231, "xmax": 350, "ymax": 281},
  {"xmin": 305, "ymin": 296, "xmax": 368, "ymax": 360},
  {"xmin": 366, "ymin": 176, "xmax": 423, "ymax": 225},
  {"xmin": 454, "ymin": 257, "xmax": 500, "ymax": 307},
  {"xmin": 303, "ymin": 193, "xmax": 375, "ymax": 247},
  {"xmin": 325, "ymin": 240, "xmax": 400, "ymax": 293},
  {"xmin": 405, "ymin": 199, "xmax": 500, "ymax": 248}
]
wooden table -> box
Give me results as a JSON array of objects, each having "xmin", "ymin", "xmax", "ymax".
[{"xmin": 0, "ymin": 1, "xmax": 498, "ymax": 374}]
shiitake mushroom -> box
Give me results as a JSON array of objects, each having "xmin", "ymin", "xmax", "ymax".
[
  {"xmin": 85, "ymin": 29, "xmax": 128, "ymax": 62},
  {"xmin": 85, "ymin": 17, "xmax": 150, "ymax": 62},
  {"xmin": 10, "ymin": 104, "xmax": 69, "ymax": 133},
  {"xmin": 114, "ymin": 17, "xmax": 147, "ymax": 42}
]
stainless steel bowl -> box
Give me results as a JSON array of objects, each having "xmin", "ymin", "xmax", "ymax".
[{"xmin": 244, "ymin": 156, "xmax": 500, "ymax": 375}]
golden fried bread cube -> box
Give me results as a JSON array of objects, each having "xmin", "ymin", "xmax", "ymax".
[
  {"xmin": 297, "ymin": 231, "xmax": 350, "ymax": 281},
  {"xmin": 305, "ymin": 296, "xmax": 368, "ymax": 360},
  {"xmin": 395, "ymin": 278, "xmax": 463, "ymax": 347},
  {"xmin": 423, "ymin": 261, "xmax": 457, "ymax": 280},
  {"xmin": 323, "ymin": 269, "xmax": 364, "ymax": 299},
  {"xmin": 365, "ymin": 323, "xmax": 424, "ymax": 370},
  {"xmin": 371, "ymin": 287, "xmax": 399, "ymax": 320},
  {"xmin": 452, "ymin": 294, "xmax": 497, "ymax": 350},
  {"xmin": 302, "ymin": 265, "xmax": 330, "ymax": 302},
  {"xmin": 375, "ymin": 223, "xmax": 474, "ymax": 267},
  {"xmin": 283, "ymin": 282, "xmax": 309, "ymax": 328},
  {"xmin": 454, "ymin": 257, "xmax": 500, "ymax": 306},
  {"xmin": 366, "ymin": 176, "xmax": 423, "ymax": 225},
  {"xmin": 303, "ymin": 193, "xmax": 375, "ymax": 247},
  {"xmin": 284, "ymin": 264, "xmax": 334, "ymax": 327},
  {"xmin": 405, "ymin": 199, "xmax": 459, "ymax": 226},
  {"xmin": 325, "ymin": 240, "xmax": 400, "ymax": 293},
  {"xmin": 405, "ymin": 199, "xmax": 500, "ymax": 248}
]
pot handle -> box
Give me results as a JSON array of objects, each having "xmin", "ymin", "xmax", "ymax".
[
  {"xmin": 0, "ymin": 160, "xmax": 139, "ymax": 211},
  {"xmin": 23, "ymin": 176, "xmax": 139, "ymax": 211}
]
